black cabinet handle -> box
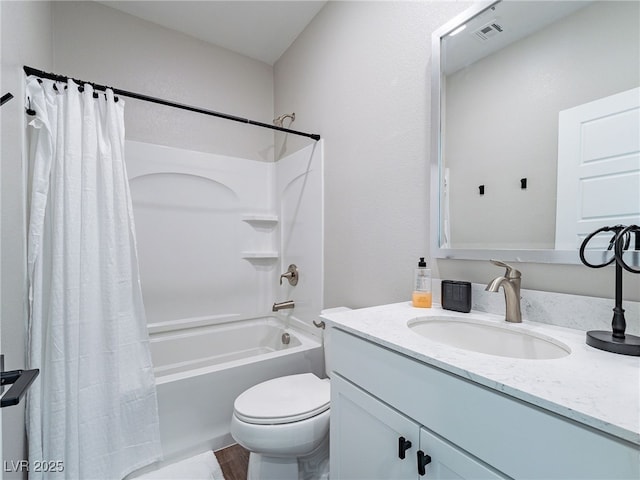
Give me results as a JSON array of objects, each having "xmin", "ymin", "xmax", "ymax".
[
  {"xmin": 417, "ymin": 450, "xmax": 432, "ymax": 476},
  {"xmin": 398, "ymin": 436, "xmax": 412, "ymax": 459}
]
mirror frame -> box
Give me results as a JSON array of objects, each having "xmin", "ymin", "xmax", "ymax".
[{"xmin": 430, "ymin": 1, "xmax": 580, "ymax": 264}]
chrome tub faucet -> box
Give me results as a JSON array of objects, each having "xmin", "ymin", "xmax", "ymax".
[
  {"xmin": 272, "ymin": 300, "xmax": 295, "ymax": 312},
  {"xmin": 485, "ymin": 259, "xmax": 522, "ymax": 323}
]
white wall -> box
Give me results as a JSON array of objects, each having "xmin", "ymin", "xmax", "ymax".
[
  {"xmin": 1, "ymin": 1, "xmax": 53, "ymax": 475},
  {"xmin": 126, "ymin": 139, "xmax": 324, "ymax": 328},
  {"xmin": 276, "ymin": 141, "xmax": 325, "ymax": 325},
  {"xmin": 126, "ymin": 141, "xmax": 276, "ymax": 323},
  {"xmin": 275, "ymin": 1, "xmax": 473, "ymax": 308},
  {"xmin": 52, "ymin": 1, "xmax": 275, "ymax": 161},
  {"xmin": 276, "ymin": 0, "xmax": 640, "ymax": 305}
]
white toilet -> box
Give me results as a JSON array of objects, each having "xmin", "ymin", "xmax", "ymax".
[
  {"xmin": 230, "ymin": 308, "xmax": 349, "ymax": 480},
  {"xmin": 230, "ymin": 373, "xmax": 330, "ymax": 479}
]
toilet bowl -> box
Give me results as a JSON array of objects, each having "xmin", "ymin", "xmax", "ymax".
[{"xmin": 230, "ymin": 373, "xmax": 330, "ymax": 480}]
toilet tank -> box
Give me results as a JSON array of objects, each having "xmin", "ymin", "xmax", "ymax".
[{"xmin": 320, "ymin": 307, "xmax": 352, "ymax": 378}]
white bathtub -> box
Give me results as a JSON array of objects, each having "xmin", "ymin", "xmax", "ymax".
[{"xmin": 148, "ymin": 315, "xmax": 324, "ymax": 461}]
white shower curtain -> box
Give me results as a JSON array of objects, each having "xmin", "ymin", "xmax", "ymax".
[{"xmin": 25, "ymin": 77, "xmax": 162, "ymax": 479}]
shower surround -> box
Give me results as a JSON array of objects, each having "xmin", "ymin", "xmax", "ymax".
[{"xmin": 126, "ymin": 139, "xmax": 325, "ymax": 461}]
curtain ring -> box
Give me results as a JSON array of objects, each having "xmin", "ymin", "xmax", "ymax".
[
  {"xmin": 614, "ymin": 225, "xmax": 640, "ymax": 274},
  {"xmin": 25, "ymin": 96, "xmax": 36, "ymax": 116}
]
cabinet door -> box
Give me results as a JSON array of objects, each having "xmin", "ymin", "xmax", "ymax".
[
  {"xmin": 331, "ymin": 374, "xmax": 418, "ymax": 480},
  {"xmin": 418, "ymin": 428, "xmax": 506, "ymax": 479}
]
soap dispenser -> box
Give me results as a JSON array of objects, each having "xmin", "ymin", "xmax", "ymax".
[{"xmin": 412, "ymin": 257, "xmax": 432, "ymax": 308}]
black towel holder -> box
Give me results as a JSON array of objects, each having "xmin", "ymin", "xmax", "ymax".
[
  {"xmin": 0, "ymin": 354, "xmax": 39, "ymax": 408},
  {"xmin": 1, "ymin": 92, "xmax": 14, "ymax": 106},
  {"xmin": 1, "ymin": 369, "xmax": 39, "ymax": 408},
  {"xmin": 579, "ymin": 224, "xmax": 640, "ymax": 356}
]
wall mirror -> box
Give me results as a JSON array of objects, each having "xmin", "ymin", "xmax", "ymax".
[{"xmin": 431, "ymin": 0, "xmax": 639, "ymax": 264}]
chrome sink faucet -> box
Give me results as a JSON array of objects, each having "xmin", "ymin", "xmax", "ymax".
[{"xmin": 485, "ymin": 260, "xmax": 522, "ymax": 323}]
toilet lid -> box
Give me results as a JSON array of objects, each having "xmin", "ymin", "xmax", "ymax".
[{"xmin": 233, "ymin": 373, "xmax": 330, "ymax": 425}]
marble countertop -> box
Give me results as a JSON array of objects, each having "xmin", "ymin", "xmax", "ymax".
[{"xmin": 321, "ymin": 302, "xmax": 640, "ymax": 446}]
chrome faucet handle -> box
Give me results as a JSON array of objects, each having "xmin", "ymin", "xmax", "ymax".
[
  {"xmin": 490, "ymin": 259, "xmax": 521, "ymax": 278},
  {"xmin": 279, "ymin": 264, "xmax": 299, "ymax": 286}
]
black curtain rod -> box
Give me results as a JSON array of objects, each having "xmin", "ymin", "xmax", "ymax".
[{"xmin": 23, "ymin": 66, "xmax": 320, "ymax": 141}]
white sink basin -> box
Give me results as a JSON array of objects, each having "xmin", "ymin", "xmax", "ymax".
[{"xmin": 408, "ymin": 317, "xmax": 570, "ymax": 360}]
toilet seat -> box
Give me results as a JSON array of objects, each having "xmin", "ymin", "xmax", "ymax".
[{"xmin": 233, "ymin": 373, "xmax": 329, "ymax": 425}]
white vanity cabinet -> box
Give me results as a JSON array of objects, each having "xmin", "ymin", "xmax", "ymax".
[
  {"xmin": 328, "ymin": 327, "xmax": 640, "ymax": 480},
  {"xmin": 331, "ymin": 373, "xmax": 506, "ymax": 479}
]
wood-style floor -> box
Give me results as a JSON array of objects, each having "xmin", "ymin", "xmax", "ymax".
[{"xmin": 215, "ymin": 444, "xmax": 250, "ymax": 480}]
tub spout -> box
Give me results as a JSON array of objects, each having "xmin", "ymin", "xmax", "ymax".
[{"xmin": 272, "ymin": 300, "xmax": 295, "ymax": 312}]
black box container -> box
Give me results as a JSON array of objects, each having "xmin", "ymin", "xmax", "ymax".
[{"xmin": 441, "ymin": 280, "xmax": 471, "ymax": 313}]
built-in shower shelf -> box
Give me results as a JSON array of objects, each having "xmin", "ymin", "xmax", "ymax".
[
  {"xmin": 241, "ymin": 251, "xmax": 279, "ymax": 260},
  {"xmin": 241, "ymin": 214, "xmax": 279, "ymax": 225},
  {"xmin": 241, "ymin": 215, "xmax": 278, "ymax": 260}
]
